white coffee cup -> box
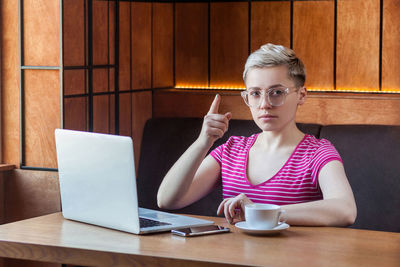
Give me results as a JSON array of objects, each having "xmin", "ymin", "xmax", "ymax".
[{"xmin": 245, "ymin": 204, "xmax": 286, "ymax": 229}]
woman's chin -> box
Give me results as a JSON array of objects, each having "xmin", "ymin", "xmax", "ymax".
[{"xmin": 255, "ymin": 121, "xmax": 279, "ymax": 132}]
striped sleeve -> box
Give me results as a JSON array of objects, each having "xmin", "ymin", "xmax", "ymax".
[
  {"xmin": 209, "ymin": 142, "xmax": 225, "ymax": 166},
  {"xmin": 311, "ymin": 139, "xmax": 343, "ymax": 183},
  {"xmin": 209, "ymin": 136, "xmax": 241, "ymax": 166}
]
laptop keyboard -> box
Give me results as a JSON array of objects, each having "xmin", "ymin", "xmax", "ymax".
[{"xmin": 139, "ymin": 217, "xmax": 171, "ymax": 228}]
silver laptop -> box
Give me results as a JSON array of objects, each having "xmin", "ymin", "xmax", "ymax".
[{"xmin": 55, "ymin": 129, "xmax": 213, "ymax": 234}]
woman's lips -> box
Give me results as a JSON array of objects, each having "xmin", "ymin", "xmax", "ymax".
[
  {"xmin": 258, "ymin": 114, "xmax": 277, "ymax": 119},
  {"xmin": 258, "ymin": 114, "xmax": 278, "ymax": 121}
]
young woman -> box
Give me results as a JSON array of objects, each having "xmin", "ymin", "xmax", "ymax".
[{"xmin": 157, "ymin": 44, "xmax": 357, "ymax": 226}]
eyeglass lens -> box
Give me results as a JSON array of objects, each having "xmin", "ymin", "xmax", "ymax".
[{"xmin": 245, "ymin": 87, "xmax": 287, "ymax": 107}]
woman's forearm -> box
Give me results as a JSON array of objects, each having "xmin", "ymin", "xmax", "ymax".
[
  {"xmin": 282, "ymin": 198, "xmax": 357, "ymax": 226},
  {"xmin": 157, "ymin": 138, "xmax": 212, "ymax": 209}
]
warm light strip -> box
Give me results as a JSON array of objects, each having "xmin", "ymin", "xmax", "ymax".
[
  {"xmin": 175, "ymin": 85, "xmax": 246, "ymax": 90},
  {"xmin": 175, "ymin": 85, "xmax": 400, "ymax": 94}
]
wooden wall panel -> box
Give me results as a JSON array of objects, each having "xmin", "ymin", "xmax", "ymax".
[
  {"xmin": 297, "ymin": 94, "xmax": 400, "ymax": 126},
  {"xmin": 153, "ymin": 3, "xmax": 173, "ymax": 88},
  {"xmin": 24, "ymin": 70, "xmax": 60, "ymax": 168},
  {"xmin": 92, "ymin": 0, "xmax": 109, "ymax": 65},
  {"xmin": 63, "ymin": 0, "xmax": 85, "ymax": 66},
  {"xmin": 93, "ymin": 95, "xmax": 115, "ymax": 134},
  {"xmin": 132, "ymin": 3, "xmax": 151, "ymax": 89},
  {"xmin": 153, "ymin": 90, "xmax": 250, "ymax": 120},
  {"xmin": 382, "ymin": 0, "xmax": 400, "ymax": 92},
  {"xmin": 337, "ymin": 0, "xmax": 380, "ymax": 91},
  {"xmin": 2, "ymin": 0, "xmax": 20, "ymax": 166},
  {"xmin": 153, "ymin": 90, "xmax": 400, "ymax": 126},
  {"xmin": 64, "ymin": 97, "xmax": 87, "ymax": 131},
  {"xmin": 210, "ymin": 2, "xmax": 248, "ymax": 87},
  {"xmin": 175, "ymin": 3, "xmax": 208, "ymax": 87},
  {"xmin": 293, "ymin": 1, "xmax": 334, "ymax": 90},
  {"xmin": 64, "ymin": 69, "xmax": 86, "ymax": 95},
  {"xmin": 251, "ymin": 1, "xmax": 290, "ymax": 52},
  {"xmin": 132, "ymin": 92, "xmax": 152, "ymax": 169},
  {"xmin": 119, "ymin": 2, "xmax": 131, "ymax": 91},
  {"xmin": 23, "ymin": 0, "xmax": 59, "ymax": 66}
]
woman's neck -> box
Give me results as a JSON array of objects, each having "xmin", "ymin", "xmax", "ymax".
[{"xmin": 255, "ymin": 122, "xmax": 305, "ymax": 152}]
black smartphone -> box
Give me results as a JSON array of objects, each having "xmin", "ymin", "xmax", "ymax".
[{"xmin": 171, "ymin": 225, "xmax": 230, "ymax": 237}]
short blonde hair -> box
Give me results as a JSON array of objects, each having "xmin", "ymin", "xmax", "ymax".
[{"xmin": 243, "ymin": 43, "xmax": 306, "ymax": 87}]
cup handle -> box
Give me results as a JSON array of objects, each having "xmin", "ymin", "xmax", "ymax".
[{"xmin": 278, "ymin": 210, "xmax": 286, "ymax": 225}]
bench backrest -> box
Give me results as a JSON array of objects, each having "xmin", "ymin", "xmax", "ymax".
[{"xmin": 320, "ymin": 125, "xmax": 400, "ymax": 232}]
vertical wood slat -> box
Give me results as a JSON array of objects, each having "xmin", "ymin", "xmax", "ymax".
[
  {"xmin": 153, "ymin": 3, "xmax": 173, "ymax": 88},
  {"xmin": 93, "ymin": 68, "xmax": 110, "ymax": 93},
  {"xmin": 132, "ymin": 92, "xmax": 152, "ymax": 170},
  {"xmin": 108, "ymin": 1, "xmax": 115, "ymax": 66},
  {"xmin": 175, "ymin": 3, "xmax": 208, "ymax": 88},
  {"xmin": 64, "ymin": 70, "xmax": 86, "ymax": 95},
  {"xmin": 92, "ymin": 0, "xmax": 109, "ymax": 65},
  {"xmin": 24, "ymin": 70, "xmax": 60, "ymax": 168},
  {"xmin": 382, "ymin": 0, "xmax": 400, "ymax": 92},
  {"xmin": 119, "ymin": 93, "xmax": 132, "ymax": 137},
  {"xmin": 251, "ymin": 1, "xmax": 291, "ymax": 52},
  {"xmin": 210, "ymin": 2, "xmax": 248, "ymax": 88},
  {"xmin": 293, "ymin": 1, "xmax": 334, "ymax": 90},
  {"xmin": 119, "ymin": 1, "xmax": 131, "ymax": 91},
  {"xmin": 92, "ymin": 1, "xmax": 115, "ymax": 100},
  {"xmin": 64, "ymin": 97, "xmax": 87, "ymax": 131},
  {"xmin": 132, "ymin": 2, "xmax": 151, "ymax": 90},
  {"xmin": 337, "ymin": 0, "xmax": 380, "ymax": 91},
  {"xmin": 109, "ymin": 94, "xmax": 115, "ymax": 134},
  {"xmin": 93, "ymin": 95, "xmax": 114, "ymax": 134},
  {"xmin": 119, "ymin": 91, "xmax": 152, "ymax": 170},
  {"xmin": 108, "ymin": 68, "xmax": 115, "ymax": 92},
  {"xmin": 93, "ymin": 95, "xmax": 109, "ymax": 134},
  {"xmin": 63, "ymin": 0, "xmax": 85, "ymax": 66},
  {"xmin": 23, "ymin": 0, "xmax": 60, "ymax": 66}
]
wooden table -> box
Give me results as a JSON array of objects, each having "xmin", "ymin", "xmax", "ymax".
[{"xmin": 0, "ymin": 212, "xmax": 398, "ymax": 267}]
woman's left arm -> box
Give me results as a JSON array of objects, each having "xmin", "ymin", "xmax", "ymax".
[{"xmin": 282, "ymin": 160, "xmax": 357, "ymax": 226}]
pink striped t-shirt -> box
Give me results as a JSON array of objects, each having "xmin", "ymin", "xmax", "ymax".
[{"xmin": 210, "ymin": 134, "xmax": 342, "ymax": 205}]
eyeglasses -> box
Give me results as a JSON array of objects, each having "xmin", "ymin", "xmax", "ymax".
[{"xmin": 241, "ymin": 86, "xmax": 298, "ymax": 108}]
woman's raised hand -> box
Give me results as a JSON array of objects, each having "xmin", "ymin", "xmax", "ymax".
[{"xmin": 198, "ymin": 94, "xmax": 232, "ymax": 147}]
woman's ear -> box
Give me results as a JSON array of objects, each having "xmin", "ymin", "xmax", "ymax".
[{"xmin": 297, "ymin": 86, "xmax": 307, "ymax": 105}]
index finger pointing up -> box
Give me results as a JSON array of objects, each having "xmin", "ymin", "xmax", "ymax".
[{"xmin": 208, "ymin": 94, "xmax": 221, "ymax": 115}]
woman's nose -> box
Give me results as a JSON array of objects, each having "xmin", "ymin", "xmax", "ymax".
[{"xmin": 259, "ymin": 94, "xmax": 272, "ymax": 109}]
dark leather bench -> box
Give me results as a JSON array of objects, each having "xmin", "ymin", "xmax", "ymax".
[{"xmin": 137, "ymin": 118, "xmax": 400, "ymax": 232}]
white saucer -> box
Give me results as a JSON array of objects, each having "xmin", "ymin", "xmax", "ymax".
[{"xmin": 235, "ymin": 221, "xmax": 290, "ymax": 235}]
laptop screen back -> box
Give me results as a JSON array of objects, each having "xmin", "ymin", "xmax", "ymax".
[{"xmin": 55, "ymin": 129, "xmax": 141, "ymax": 233}]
